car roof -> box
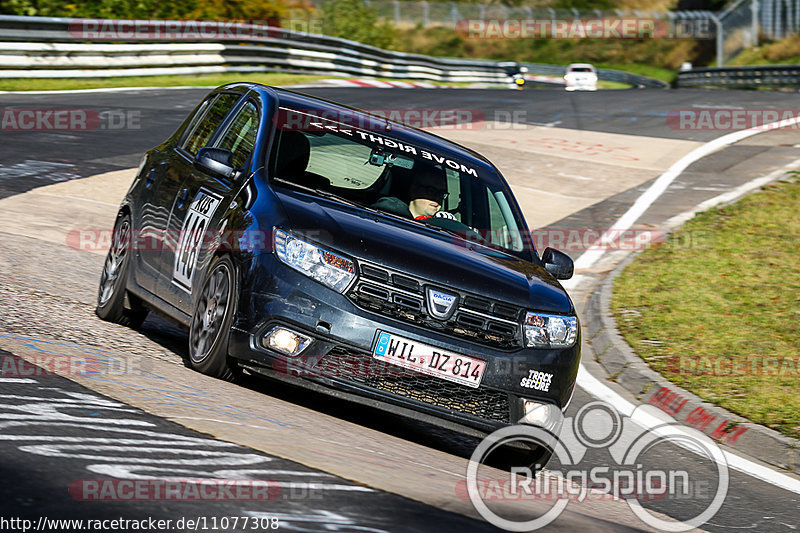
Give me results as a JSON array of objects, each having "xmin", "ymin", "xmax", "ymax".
[
  {"xmin": 213, "ymin": 82, "xmax": 503, "ymax": 185},
  {"xmin": 567, "ymin": 63, "xmax": 596, "ymax": 70}
]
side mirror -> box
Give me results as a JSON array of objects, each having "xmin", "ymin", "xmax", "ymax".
[
  {"xmin": 541, "ymin": 247, "xmax": 574, "ymax": 280},
  {"xmin": 194, "ymin": 147, "xmax": 234, "ymax": 179}
]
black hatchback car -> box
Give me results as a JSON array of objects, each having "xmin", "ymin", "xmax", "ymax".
[{"xmin": 97, "ymin": 83, "xmax": 580, "ymax": 457}]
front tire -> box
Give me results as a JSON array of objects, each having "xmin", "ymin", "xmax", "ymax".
[
  {"xmin": 188, "ymin": 255, "xmax": 237, "ymax": 381},
  {"xmin": 95, "ymin": 212, "xmax": 148, "ymax": 328},
  {"xmin": 489, "ymin": 440, "xmax": 554, "ymax": 473}
]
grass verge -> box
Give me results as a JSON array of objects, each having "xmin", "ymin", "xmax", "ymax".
[
  {"xmin": 597, "ymin": 80, "xmax": 634, "ymax": 89},
  {"xmin": 0, "ymin": 73, "xmax": 335, "ymax": 92},
  {"xmin": 0, "ymin": 72, "xmax": 478, "ymax": 92},
  {"xmin": 594, "ymin": 63, "xmax": 676, "ymax": 84},
  {"xmin": 611, "ymin": 177, "xmax": 800, "ymax": 440}
]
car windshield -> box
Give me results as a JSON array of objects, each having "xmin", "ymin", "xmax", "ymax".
[
  {"xmin": 569, "ymin": 67, "xmax": 595, "ymax": 73},
  {"xmin": 268, "ymin": 108, "xmax": 532, "ymax": 260}
]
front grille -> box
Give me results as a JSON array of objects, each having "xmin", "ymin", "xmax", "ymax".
[
  {"xmin": 347, "ymin": 262, "xmax": 522, "ymax": 349},
  {"xmin": 325, "ymin": 347, "xmax": 511, "ymax": 423}
]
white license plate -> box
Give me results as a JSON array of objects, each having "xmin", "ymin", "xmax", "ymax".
[{"xmin": 372, "ymin": 331, "xmax": 486, "ymax": 388}]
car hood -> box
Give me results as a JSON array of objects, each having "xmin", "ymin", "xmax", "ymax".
[{"xmin": 274, "ymin": 189, "xmax": 573, "ymax": 314}]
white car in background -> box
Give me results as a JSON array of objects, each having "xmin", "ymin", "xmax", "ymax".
[{"xmin": 564, "ymin": 63, "xmax": 598, "ymax": 91}]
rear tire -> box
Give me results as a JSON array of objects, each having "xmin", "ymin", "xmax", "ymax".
[
  {"xmin": 188, "ymin": 255, "xmax": 237, "ymax": 381},
  {"xmin": 95, "ymin": 213, "xmax": 148, "ymax": 328}
]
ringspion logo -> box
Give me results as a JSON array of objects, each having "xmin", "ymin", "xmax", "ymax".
[{"xmin": 464, "ymin": 402, "xmax": 729, "ymax": 531}]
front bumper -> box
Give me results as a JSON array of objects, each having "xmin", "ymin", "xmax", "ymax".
[{"xmin": 228, "ymin": 254, "xmax": 581, "ymax": 434}]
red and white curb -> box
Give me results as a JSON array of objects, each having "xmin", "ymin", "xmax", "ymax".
[
  {"xmin": 571, "ymin": 115, "xmax": 800, "ymax": 494},
  {"xmin": 526, "ymin": 74, "xmax": 565, "ymax": 85},
  {"xmin": 315, "ymin": 78, "xmax": 443, "ymax": 89}
]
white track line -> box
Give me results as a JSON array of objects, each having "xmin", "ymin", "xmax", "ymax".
[
  {"xmin": 578, "ymin": 367, "xmax": 800, "ymax": 494},
  {"xmin": 563, "ymin": 115, "xmax": 800, "ymax": 291},
  {"xmin": 662, "ymin": 159, "xmax": 800, "ymax": 230},
  {"xmin": 570, "ymin": 117, "xmax": 800, "ymax": 494}
]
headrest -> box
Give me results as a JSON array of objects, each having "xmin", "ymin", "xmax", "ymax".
[{"xmin": 275, "ymin": 131, "xmax": 310, "ymax": 178}]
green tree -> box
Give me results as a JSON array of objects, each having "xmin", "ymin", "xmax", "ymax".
[
  {"xmin": 190, "ymin": 0, "xmax": 287, "ymax": 22},
  {"xmin": 0, "ymin": 0, "xmax": 287, "ymax": 19},
  {"xmin": 320, "ymin": 0, "xmax": 395, "ymax": 49},
  {"xmin": 0, "ymin": 0, "xmax": 196, "ymax": 18}
]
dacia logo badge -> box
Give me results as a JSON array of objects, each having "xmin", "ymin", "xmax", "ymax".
[{"xmin": 426, "ymin": 287, "xmax": 458, "ymax": 320}]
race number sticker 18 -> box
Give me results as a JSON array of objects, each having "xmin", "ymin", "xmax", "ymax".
[{"xmin": 173, "ymin": 189, "xmax": 222, "ymax": 292}]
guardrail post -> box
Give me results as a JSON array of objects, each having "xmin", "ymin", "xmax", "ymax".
[
  {"xmin": 711, "ymin": 14, "xmax": 723, "ymax": 67},
  {"xmin": 752, "ymin": 0, "xmax": 759, "ymax": 47},
  {"xmin": 796, "ymin": 0, "xmax": 800, "ymax": 33}
]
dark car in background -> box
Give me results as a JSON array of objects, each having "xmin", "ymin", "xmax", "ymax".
[{"xmin": 96, "ymin": 83, "xmax": 580, "ymax": 463}]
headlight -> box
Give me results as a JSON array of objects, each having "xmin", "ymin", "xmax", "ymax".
[
  {"xmin": 273, "ymin": 229, "xmax": 355, "ymax": 293},
  {"xmin": 524, "ymin": 312, "xmax": 578, "ymax": 348}
]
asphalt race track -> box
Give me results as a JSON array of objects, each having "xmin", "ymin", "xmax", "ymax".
[{"xmin": 1, "ymin": 85, "xmax": 799, "ymax": 532}]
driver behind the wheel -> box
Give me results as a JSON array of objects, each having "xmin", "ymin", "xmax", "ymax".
[{"xmin": 372, "ymin": 165, "xmax": 454, "ymax": 221}]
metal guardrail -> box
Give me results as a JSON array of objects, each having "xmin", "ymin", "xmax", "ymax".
[
  {"xmin": 597, "ymin": 68, "xmax": 671, "ymax": 89},
  {"xmin": 677, "ymin": 64, "xmax": 800, "ymax": 88},
  {"xmin": 0, "ymin": 14, "xmax": 668, "ymax": 89},
  {"xmin": 0, "ymin": 15, "xmax": 511, "ymax": 82}
]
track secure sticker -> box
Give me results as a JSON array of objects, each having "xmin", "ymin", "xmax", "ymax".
[
  {"xmin": 173, "ymin": 189, "xmax": 222, "ymax": 292},
  {"xmin": 520, "ymin": 369, "xmax": 553, "ymax": 392}
]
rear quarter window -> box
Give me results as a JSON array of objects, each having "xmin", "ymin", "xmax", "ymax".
[
  {"xmin": 216, "ymin": 101, "xmax": 259, "ymax": 169},
  {"xmin": 182, "ymin": 93, "xmax": 240, "ymax": 156}
]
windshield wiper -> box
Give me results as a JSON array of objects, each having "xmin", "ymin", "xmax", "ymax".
[{"xmin": 419, "ymin": 220, "xmax": 520, "ymax": 260}]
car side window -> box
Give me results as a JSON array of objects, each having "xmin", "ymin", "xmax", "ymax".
[
  {"xmin": 182, "ymin": 93, "xmax": 240, "ymax": 156},
  {"xmin": 215, "ymin": 101, "xmax": 259, "ymax": 170},
  {"xmin": 486, "ymin": 188, "xmax": 524, "ymax": 251}
]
